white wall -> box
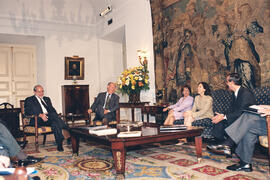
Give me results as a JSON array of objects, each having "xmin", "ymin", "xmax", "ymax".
[
  {"xmin": 98, "ymin": 0, "xmax": 156, "ymax": 104},
  {"xmin": 98, "ymin": 39, "xmax": 123, "ymax": 91}
]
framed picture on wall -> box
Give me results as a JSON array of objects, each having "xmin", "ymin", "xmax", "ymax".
[{"xmin": 64, "ymin": 56, "xmax": 85, "ymax": 80}]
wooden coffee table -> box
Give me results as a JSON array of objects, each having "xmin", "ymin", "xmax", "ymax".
[{"xmin": 70, "ymin": 125, "xmax": 203, "ymax": 175}]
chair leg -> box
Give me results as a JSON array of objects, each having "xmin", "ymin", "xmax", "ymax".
[
  {"xmin": 23, "ymin": 134, "xmax": 27, "ymax": 144},
  {"xmin": 268, "ymin": 146, "xmax": 270, "ymax": 174},
  {"xmin": 35, "ymin": 134, "xmax": 39, "ymax": 151},
  {"xmin": 43, "ymin": 135, "xmax": 47, "ymax": 145}
]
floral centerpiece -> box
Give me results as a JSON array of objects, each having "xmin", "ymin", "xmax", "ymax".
[{"xmin": 117, "ymin": 59, "xmax": 149, "ymax": 103}]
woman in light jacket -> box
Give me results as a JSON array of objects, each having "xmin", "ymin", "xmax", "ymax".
[
  {"xmin": 183, "ymin": 82, "xmax": 214, "ymax": 127},
  {"xmin": 163, "ymin": 85, "xmax": 194, "ymax": 126}
]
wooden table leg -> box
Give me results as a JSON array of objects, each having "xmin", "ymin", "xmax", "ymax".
[
  {"xmin": 195, "ymin": 136, "xmax": 202, "ymax": 162},
  {"xmin": 147, "ymin": 114, "xmax": 150, "ymax": 123},
  {"xmin": 71, "ymin": 135, "xmax": 80, "ymax": 156},
  {"xmin": 131, "ymin": 108, "xmax": 135, "ymax": 122},
  {"xmin": 111, "ymin": 142, "xmax": 126, "ymax": 174}
]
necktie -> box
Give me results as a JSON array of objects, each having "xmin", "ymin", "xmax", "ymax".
[
  {"xmin": 104, "ymin": 94, "xmax": 111, "ymax": 109},
  {"xmin": 40, "ymin": 98, "xmax": 49, "ymax": 112}
]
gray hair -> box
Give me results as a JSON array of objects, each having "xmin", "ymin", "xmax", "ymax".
[
  {"xmin": 33, "ymin": 84, "xmax": 43, "ymax": 92},
  {"xmin": 107, "ymin": 82, "xmax": 115, "ymax": 86}
]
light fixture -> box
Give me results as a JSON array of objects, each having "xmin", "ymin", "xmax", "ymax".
[
  {"xmin": 137, "ymin": 49, "xmax": 148, "ymax": 67},
  {"xmin": 99, "ymin": 6, "xmax": 112, "ymax": 17}
]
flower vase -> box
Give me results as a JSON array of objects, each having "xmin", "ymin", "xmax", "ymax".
[{"xmin": 128, "ymin": 91, "xmax": 141, "ymax": 103}]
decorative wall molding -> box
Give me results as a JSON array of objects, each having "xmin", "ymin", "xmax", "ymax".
[{"xmin": 0, "ymin": 15, "xmax": 96, "ymax": 35}]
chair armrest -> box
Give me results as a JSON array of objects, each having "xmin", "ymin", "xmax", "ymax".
[
  {"xmin": 21, "ymin": 114, "xmax": 36, "ymax": 127},
  {"xmin": 88, "ymin": 112, "xmax": 96, "ymax": 126},
  {"xmin": 116, "ymin": 108, "xmax": 120, "ymax": 124},
  {"xmin": 266, "ymin": 115, "xmax": 270, "ymax": 148},
  {"xmin": 88, "ymin": 109, "xmax": 120, "ymax": 125},
  {"xmin": 23, "ymin": 115, "xmax": 35, "ymax": 119}
]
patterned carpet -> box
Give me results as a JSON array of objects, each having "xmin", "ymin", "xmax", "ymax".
[{"xmin": 23, "ymin": 140, "xmax": 270, "ymax": 180}]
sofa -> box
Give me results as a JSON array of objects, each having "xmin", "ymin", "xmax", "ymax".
[{"xmin": 175, "ymin": 86, "xmax": 270, "ymax": 139}]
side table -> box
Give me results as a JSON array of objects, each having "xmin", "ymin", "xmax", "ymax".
[
  {"xmin": 118, "ymin": 102, "xmax": 149, "ymax": 122},
  {"xmin": 142, "ymin": 105, "xmax": 167, "ymax": 124}
]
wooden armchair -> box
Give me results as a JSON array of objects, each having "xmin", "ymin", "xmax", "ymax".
[
  {"xmin": 89, "ymin": 109, "xmax": 120, "ymax": 126},
  {"xmin": 259, "ymin": 115, "xmax": 270, "ymax": 173},
  {"xmin": 0, "ymin": 102, "xmax": 13, "ymax": 109},
  {"xmin": 20, "ymin": 100, "xmax": 53, "ymax": 151}
]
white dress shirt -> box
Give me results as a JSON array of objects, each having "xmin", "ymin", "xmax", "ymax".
[{"xmin": 35, "ymin": 95, "xmax": 48, "ymax": 114}]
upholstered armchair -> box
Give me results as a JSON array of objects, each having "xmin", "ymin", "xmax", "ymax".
[
  {"xmin": 20, "ymin": 100, "xmax": 53, "ymax": 151},
  {"xmin": 88, "ymin": 109, "xmax": 120, "ymax": 126}
]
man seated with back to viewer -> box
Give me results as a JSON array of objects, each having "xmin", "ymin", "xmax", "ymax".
[
  {"xmin": 24, "ymin": 85, "xmax": 70, "ymax": 152},
  {"xmin": 211, "ymin": 73, "xmax": 256, "ymax": 142},
  {"xmin": 88, "ymin": 82, "xmax": 119, "ymax": 125},
  {"xmin": 207, "ymin": 106, "xmax": 270, "ymax": 172},
  {"xmin": 0, "ymin": 120, "xmax": 43, "ymax": 167}
]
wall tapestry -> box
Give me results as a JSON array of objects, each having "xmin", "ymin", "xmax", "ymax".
[{"xmin": 150, "ymin": 0, "xmax": 270, "ymax": 103}]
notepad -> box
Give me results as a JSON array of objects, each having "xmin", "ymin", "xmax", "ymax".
[
  {"xmin": 117, "ymin": 131, "xmax": 141, "ymax": 138},
  {"xmin": 90, "ymin": 128, "xmax": 117, "ymax": 136}
]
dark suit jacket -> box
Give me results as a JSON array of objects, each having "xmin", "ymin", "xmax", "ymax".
[
  {"xmin": 91, "ymin": 92, "xmax": 119, "ymax": 121},
  {"xmin": 24, "ymin": 95, "xmax": 57, "ymax": 126},
  {"xmin": 226, "ymin": 87, "xmax": 256, "ymax": 125}
]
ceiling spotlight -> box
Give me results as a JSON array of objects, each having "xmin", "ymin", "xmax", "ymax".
[{"xmin": 99, "ymin": 6, "xmax": 112, "ymax": 17}]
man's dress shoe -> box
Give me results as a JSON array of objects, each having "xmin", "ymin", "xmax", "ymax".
[
  {"xmin": 226, "ymin": 163, "xmax": 253, "ymax": 172},
  {"xmin": 67, "ymin": 137, "xmax": 71, "ymax": 145},
  {"xmin": 18, "ymin": 156, "xmax": 44, "ymax": 166},
  {"xmin": 207, "ymin": 144, "xmax": 232, "ymax": 157},
  {"xmin": 17, "ymin": 140, "xmax": 28, "ymax": 149},
  {"xmin": 57, "ymin": 144, "xmax": 64, "ymax": 152}
]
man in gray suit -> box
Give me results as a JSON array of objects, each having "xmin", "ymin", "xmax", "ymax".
[
  {"xmin": 208, "ymin": 106, "xmax": 269, "ymax": 172},
  {"xmin": 0, "ymin": 121, "xmax": 43, "ymax": 166},
  {"xmin": 88, "ymin": 82, "xmax": 119, "ymax": 124}
]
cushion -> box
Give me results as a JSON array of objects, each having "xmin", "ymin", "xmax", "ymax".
[
  {"xmin": 252, "ymin": 86, "xmax": 270, "ymax": 105},
  {"xmin": 174, "ymin": 118, "xmax": 214, "ymax": 138},
  {"xmin": 24, "ymin": 126, "xmax": 52, "ymax": 133},
  {"xmin": 212, "ymin": 89, "xmax": 233, "ymax": 114},
  {"xmin": 94, "ymin": 121, "xmax": 117, "ymax": 126},
  {"xmin": 95, "ymin": 121, "xmax": 103, "ymax": 126},
  {"xmin": 259, "ymin": 136, "xmax": 268, "ymax": 148},
  {"xmin": 109, "ymin": 121, "xmax": 117, "ymax": 125}
]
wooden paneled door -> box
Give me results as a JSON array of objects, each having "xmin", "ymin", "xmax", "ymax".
[{"xmin": 0, "ymin": 44, "xmax": 36, "ymax": 107}]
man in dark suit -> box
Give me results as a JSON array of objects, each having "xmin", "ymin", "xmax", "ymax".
[
  {"xmin": 211, "ymin": 73, "xmax": 256, "ymax": 141},
  {"xmin": 88, "ymin": 82, "xmax": 119, "ymax": 124},
  {"xmin": 24, "ymin": 85, "xmax": 70, "ymax": 152}
]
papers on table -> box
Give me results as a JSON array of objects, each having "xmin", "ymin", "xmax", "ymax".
[
  {"xmin": 80, "ymin": 125, "xmax": 107, "ymax": 131},
  {"xmin": 0, "ymin": 167, "xmax": 36, "ymax": 175},
  {"xmin": 160, "ymin": 125, "xmax": 187, "ymax": 132},
  {"xmin": 117, "ymin": 131, "xmax": 142, "ymax": 138},
  {"xmin": 117, "ymin": 121, "xmax": 143, "ymax": 128},
  {"xmin": 80, "ymin": 125, "xmax": 117, "ymax": 136},
  {"xmin": 90, "ymin": 128, "xmax": 117, "ymax": 136},
  {"xmin": 244, "ymin": 105, "xmax": 270, "ymax": 116},
  {"xmin": 249, "ymin": 105, "xmax": 265, "ymax": 110}
]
